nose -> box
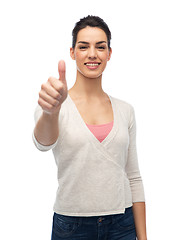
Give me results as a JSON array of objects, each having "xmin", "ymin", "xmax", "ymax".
[{"xmin": 88, "ymin": 46, "xmax": 97, "ymax": 59}]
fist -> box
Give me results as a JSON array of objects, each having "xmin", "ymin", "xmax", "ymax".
[{"xmin": 38, "ymin": 60, "xmax": 68, "ymax": 114}]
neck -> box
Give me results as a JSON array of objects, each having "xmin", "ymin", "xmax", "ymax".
[{"xmin": 70, "ymin": 70, "xmax": 105, "ymax": 99}]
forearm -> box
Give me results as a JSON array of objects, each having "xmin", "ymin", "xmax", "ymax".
[
  {"xmin": 34, "ymin": 110, "xmax": 60, "ymax": 146},
  {"xmin": 132, "ymin": 202, "xmax": 147, "ymax": 240}
]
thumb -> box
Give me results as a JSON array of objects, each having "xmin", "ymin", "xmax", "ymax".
[{"xmin": 58, "ymin": 60, "xmax": 66, "ymax": 83}]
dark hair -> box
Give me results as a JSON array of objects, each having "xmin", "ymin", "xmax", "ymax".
[{"xmin": 72, "ymin": 15, "xmax": 111, "ymax": 49}]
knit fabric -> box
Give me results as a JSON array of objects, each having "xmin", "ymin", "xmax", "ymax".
[{"xmin": 32, "ymin": 93, "xmax": 145, "ymax": 216}]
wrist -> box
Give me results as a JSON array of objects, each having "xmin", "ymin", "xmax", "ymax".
[{"xmin": 42, "ymin": 108, "xmax": 60, "ymax": 119}]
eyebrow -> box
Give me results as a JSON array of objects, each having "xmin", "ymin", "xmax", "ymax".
[{"xmin": 77, "ymin": 41, "xmax": 107, "ymax": 45}]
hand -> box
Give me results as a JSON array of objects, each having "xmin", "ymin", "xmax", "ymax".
[{"xmin": 38, "ymin": 60, "xmax": 68, "ymax": 115}]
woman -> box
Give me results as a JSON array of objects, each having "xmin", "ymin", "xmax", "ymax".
[{"xmin": 33, "ymin": 15, "xmax": 147, "ymax": 240}]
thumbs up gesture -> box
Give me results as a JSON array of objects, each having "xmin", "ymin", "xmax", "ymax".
[{"xmin": 38, "ymin": 60, "xmax": 68, "ymax": 114}]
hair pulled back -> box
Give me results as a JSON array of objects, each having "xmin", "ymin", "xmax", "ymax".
[{"xmin": 72, "ymin": 15, "xmax": 111, "ymax": 49}]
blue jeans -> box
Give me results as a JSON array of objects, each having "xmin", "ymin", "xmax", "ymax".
[{"xmin": 51, "ymin": 206, "xmax": 136, "ymax": 240}]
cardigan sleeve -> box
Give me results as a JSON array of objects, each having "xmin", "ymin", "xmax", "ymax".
[
  {"xmin": 32, "ymin": 105, "xmax": 58, "ymax": 151},
  {"xmin": 125, "ymin": 105, "xmax": 145, "ymax": 203}
]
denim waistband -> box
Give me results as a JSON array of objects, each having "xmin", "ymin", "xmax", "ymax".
[{"xmin": 54, "ymin": 206, "xmax": 133, "ymax": 225}]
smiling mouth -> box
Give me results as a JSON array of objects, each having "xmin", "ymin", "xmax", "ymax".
[{"xmin": 84, "ymin": 62, "xmax": 101, "ymax": 66}]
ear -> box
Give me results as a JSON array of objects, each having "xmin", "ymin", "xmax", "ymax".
[
  {"xmin": 70, "ymin": 47, "xmax": 75, "ymax": 60},
  {"xmin": 108, "ymin": 48, "xmax": 112, "ymax": 61}
]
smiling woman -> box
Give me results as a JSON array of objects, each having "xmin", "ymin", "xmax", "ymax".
[
  {"xmin": 32, "ymin": 15, "xmax": 147, "ymax": 240},
  {"xmin": 77, "ymin": 40, "xmax": 107, "ymax": 69},
  {"xmin": 70, "ymin": 26, "xmax": 112, "ymax": 79}
]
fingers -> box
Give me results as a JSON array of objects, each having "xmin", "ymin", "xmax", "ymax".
[
  {"xmin": 38, "ymin": 60, "xmax": 67, "ymax": 114},
  {"xmin": 58, "ymin": 60, "xmax": 66, "ymax": 83},
  {"xmin": 41, "ymin": 80, "xmax": 62, "ymax": 99},
  {"xmin": 38, "ymin": 97, "xmax": 54, "ymax": 111},
  {"xmin": 39, "ymin": 89, "xmax": 60, "ymax": 107},
  {"xmin": 38, "ymin": 97, "xmax": 61, "ymax": 114},
  {"xmin": 39, "ymin": 81, "xmax": 62, "ymax": 112}
]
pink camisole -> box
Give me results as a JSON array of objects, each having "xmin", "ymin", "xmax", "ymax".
[{"xmin": 86, "ymin": 120, "xmax": 114, "ymax": 143}]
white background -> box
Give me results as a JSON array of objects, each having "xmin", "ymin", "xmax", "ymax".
[{"xmin": 0, "ymin": 0, "xmax": 174, "ymax": 239}]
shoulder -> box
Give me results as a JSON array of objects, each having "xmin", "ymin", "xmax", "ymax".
[
  {"xmin": 109, "ymin": 95, "xmax": 134, "ymax": 112},
  {"xmin": 109, "ymin": 95, "xmax": 136, "ymax": 126}
]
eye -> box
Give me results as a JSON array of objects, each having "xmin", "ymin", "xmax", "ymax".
[
  {"xmin": 97, "ymin": 46, "xmax": 106, "ymax": 50},
  {"xmin": 79, "ymin": 46, "xmax": 88, "ymax": 50}
]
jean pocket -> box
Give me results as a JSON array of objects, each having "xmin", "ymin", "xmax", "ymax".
[
  {"xmin": 52, "ymin": 213, "xmax": 81, "ymax": 238},
  {"xmin": 116, "ymin": 207, "xmax": 135, "ymax": 231}
]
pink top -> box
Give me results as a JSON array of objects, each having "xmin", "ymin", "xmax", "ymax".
[{"xmin": 86, "ymin": 120, "xmax": 114, "ymax": 142}]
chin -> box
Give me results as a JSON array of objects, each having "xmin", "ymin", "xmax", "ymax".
[
  {"xmin": 84, "ymin": 72, "xmax": 102, "ymax": 79},
  {"xmin": 78, "ymin": 68, "xmax": 103, "ymax": 79},
  {"xmin": 88, "ymin": 73, "xmax": 102, "ymax": 79}
]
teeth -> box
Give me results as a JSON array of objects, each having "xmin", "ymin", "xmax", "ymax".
[{"xmin": 86, "ymin": 63, "xmax": 99, "ymax": 66}]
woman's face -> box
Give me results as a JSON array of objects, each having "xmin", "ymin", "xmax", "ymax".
[{"xmin": 70, "ymin": 26, "xmax": 112, "ymax": 79}]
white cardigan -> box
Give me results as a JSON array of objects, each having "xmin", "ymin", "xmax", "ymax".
[{"xmin": 32, "ymin": 94, "xmax": 145, "ymax": 216}]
